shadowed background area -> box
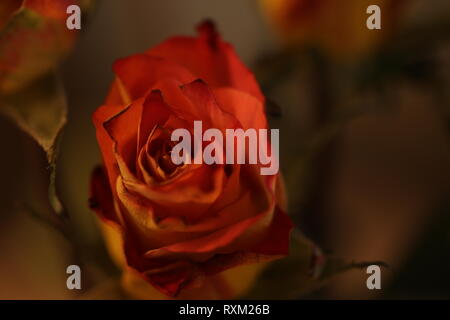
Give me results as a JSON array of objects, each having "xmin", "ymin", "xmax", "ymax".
[{"xmin": 0, "ymin": 0, "xmax": 450, "ymax": 299}]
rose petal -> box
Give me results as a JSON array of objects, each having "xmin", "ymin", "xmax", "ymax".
[
  {"xmin": 179, "ymin": 79, "xmax": 239, "ymax": 130},
  {"xmin": 92, "ymin": 103, "xmax": 127, "ymax": 193},
  {"xmin": 213, "ymin": 87, "xmax": 268, "ymax": 130},
  {"xmin": 140, "ymin": 173, "xmax": 277, "ymax": 258},
  {"xmin": 147, "ymin": 21, "xmax": 264, "ymax": 102},
  {"xmin": 113, "ymin": 54, "xmax": 196, "ymax": 102}
]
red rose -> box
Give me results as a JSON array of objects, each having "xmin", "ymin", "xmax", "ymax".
[{"xmin": 90, "ymin": 21, "xmax": 292, "ymax": 299}]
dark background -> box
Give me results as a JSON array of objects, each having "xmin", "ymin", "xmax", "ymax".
[{"xmin": 0, "ymin": 0, "xmax": 450, "ymax": 299}]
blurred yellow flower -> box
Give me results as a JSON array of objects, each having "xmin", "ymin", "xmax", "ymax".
[{"xmin": 260, "ymin": 0, "xmax": 407, "ymax": 59}]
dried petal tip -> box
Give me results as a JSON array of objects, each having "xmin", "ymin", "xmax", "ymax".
[
  {"xmin": 196, "ymin": 19, "xmax": 216, "ymax": 35},
  {"xmin": 196, "ymin": 19, "xmax": 219, "ymax": 49}
]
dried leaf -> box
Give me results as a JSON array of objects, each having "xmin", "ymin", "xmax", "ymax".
[
  {"xmin": 241, "ymin": 231, "xmax": 385, "ymax": 299},
  {"xmin": 0, "ymin": 72, "xmax": 67, "ymax": 214}
]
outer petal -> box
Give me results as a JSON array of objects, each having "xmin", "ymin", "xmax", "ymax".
[
  {"xmin": 249, "ymin": 205, "xmax": 293, "ymax": 255},
  {"xmin": 142, "ymin": 206, "xmax": 274, "ymax": 262},
  {"xmin": 213, "ymin": 87, "xmax": 268, "ymax": 130},
  {"xmin": 89, "ymin": 166, "xmax": 126, "ymax": 266},
  {"xmin": 112, "ymin": 54, "xmax": 197, "ymax": 102},
  {"xmin": 147, "ymin": 21, "xmax": 264, "ymax": 102},
  {"xmin": 92, "ymin": 103, "xmax": 127, "ymax": 196},
  {"xmin": 121, "ymin": 262, "xmax": 267, "ymax": 299}
]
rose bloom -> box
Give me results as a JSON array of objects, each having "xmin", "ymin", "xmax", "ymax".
[
  {"xmin": 90, "ymin": 21, "xmax": 293, "ymax": 299},
  {"xmin": 260, "ymin": 0, "xmax": 407, "ymax": 59},
  {"xmin": 0, "ymin": 0, "xmax": 82, "ymax": 93}
]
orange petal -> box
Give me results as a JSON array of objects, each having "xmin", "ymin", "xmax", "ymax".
[
  {"xmin": 92, "ymin": 104, "xmax": 127, "ymax": 193},
  {"xmin": 213, "ymin": 87, "xmax": 268, "ymax": 130},
  {"xmin": 147, "ymin": 21, "xmax": 264, "ymax": 102},
  {"xmin": 249, "ymin": 205, "xmax": 293, "ymax": 256},
  {"xmin": 122, "ymin": 264, "xmax": 266, "ymax": 299},
  {"xmin": 113, "ymin": 54, "xmax": 196, "ymax": 101},
  {"xmin": 103, "ymin": 97, "xmax": 146, "ymax": 173}
]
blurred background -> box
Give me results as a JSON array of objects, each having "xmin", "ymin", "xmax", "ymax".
[{"xmin": 0, "ymin": 0, "xmax": 450, "ymax": 299}]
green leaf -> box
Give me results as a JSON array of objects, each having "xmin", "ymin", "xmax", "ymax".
[{"xmin": 0, "ymin": 72, "xmax": 67, "ymax": 214}]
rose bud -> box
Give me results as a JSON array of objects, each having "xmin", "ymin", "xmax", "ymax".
[
  {"xmin": 90, "ymin": 21, "xmax": 293, "ymax": 299},
  {"xmin": 0, "ymin": 0, "xmax": 86, "ymax": 93},
  {"xmin": 259, "ymin": 0, "xmax": 407, "ymax": 59}
]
